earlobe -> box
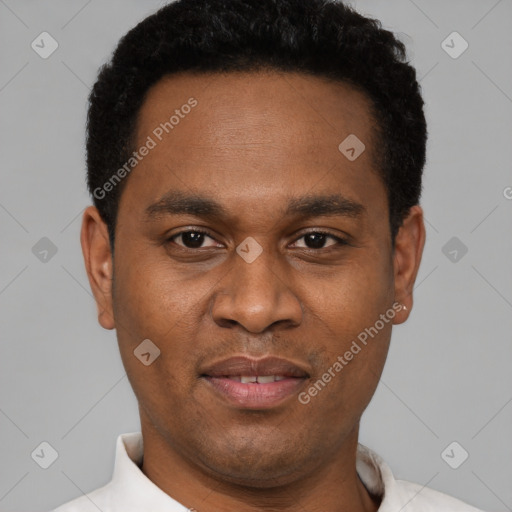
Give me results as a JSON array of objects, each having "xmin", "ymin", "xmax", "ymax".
[
  {"xmin": 392, "ymin": 205, "xmax": 426, "ymax": 325},
  {"xmin": 80, "ymin": 206, "xmax": 116, "ymax": 330}
]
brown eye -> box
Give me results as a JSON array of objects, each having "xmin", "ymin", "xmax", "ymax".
[
  {"xmin": 169, "ymin": 230, "xmax": 221, "ymax": 249},
  {"xmin": 291, "ymin": 232, "xmax": 346, "ymax": 250}
]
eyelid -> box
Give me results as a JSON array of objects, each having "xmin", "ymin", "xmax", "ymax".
[{"xmin": 169, "ymin": 227, "xmax": 214, "ymax": 237}]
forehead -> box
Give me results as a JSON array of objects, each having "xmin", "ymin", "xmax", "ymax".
[
  {"xmin": 122, "ymin": 70, "xmax": 384, "ymax": 215},
  {"xmin": 136, "ymin": 70, "xmax": 375, "ymax": 150}
]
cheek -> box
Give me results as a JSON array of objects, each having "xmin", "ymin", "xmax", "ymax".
[
  {"xmin": 300, "ymin": 317, "xmax": 391, "ymax": 426},
  {"xmin": 306, "ymin": 245, "xmax": 394, "ymax": 335},
  {"xmin": 298, "ymin": 248, "xmax": 393, "ymax": 409},
  {"xmin": 111, "ymin": 256, "xmax": 211, "ymax": 400},
  {"xmin": 113, "ymin": 253, "xmax": 209, "ymax": 337}
]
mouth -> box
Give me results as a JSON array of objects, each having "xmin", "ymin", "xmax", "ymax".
[{"xmin": 199, "ymin": 355, "xmax": 310, "ymax": 410}]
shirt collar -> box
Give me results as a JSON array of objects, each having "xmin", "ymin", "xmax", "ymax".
[{"xmin": 108, "ymin": 432, "xmax": 188, "ymax": 510}]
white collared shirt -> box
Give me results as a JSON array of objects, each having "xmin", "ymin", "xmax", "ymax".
[{"xmin": 52, "ymin": 432, "xmax": 485, "ymax": 512}]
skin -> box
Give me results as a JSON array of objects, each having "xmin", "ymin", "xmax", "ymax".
[{"xmin": 81, "ymin": 70, "xmax": 425, "ymax": 512}]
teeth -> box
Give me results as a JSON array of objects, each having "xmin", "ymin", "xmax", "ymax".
[
  {"xmin": 256, "ymin": 375, "xmax": 276, "ymax": 384},
  {"xmin": 227, "ymin": 375, "xmax": 288, "ymax": 383}
]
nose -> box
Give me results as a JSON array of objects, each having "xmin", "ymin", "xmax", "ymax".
[{"xmin": 210, "ymin": 250, "xmax": 303, "ymax": 333}]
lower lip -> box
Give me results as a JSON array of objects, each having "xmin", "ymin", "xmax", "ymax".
[{"xmin": 202, "ymin": 376, "xmax": 306, "ymax": 409}]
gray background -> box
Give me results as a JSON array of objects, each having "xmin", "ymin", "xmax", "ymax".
[{"xmin": 1, "ymin": 0, "xmax": 511, "ymax": 511}]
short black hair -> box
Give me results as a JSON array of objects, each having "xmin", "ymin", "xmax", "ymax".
[{"xmin": 86, "ymin": 0, "xmax": 427, "ymax": 249}]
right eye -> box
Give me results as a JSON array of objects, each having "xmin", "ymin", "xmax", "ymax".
[{"xmin": 167, "ymin": 229, "xmax": 223, "ymax": 249}]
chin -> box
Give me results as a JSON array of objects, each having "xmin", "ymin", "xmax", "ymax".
[
  {"xmin": 196, "ymin": 437, "xmax": 309, "ymax": 488},
  {"xmin": 206, "ymin": 459, "xmax": 304, "ymax": 489}
]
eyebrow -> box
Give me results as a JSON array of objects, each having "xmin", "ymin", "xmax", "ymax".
[
  {"xmin": 144, "ymin": 190, "xmax": 365, "ymax": 221},
  {"xmin": 144, "ymin": 191, "xmax": 228, "ymax": 220},
  {"xmin": 286, "ymin": 194, "xmax": 365, "ymax": 219}
]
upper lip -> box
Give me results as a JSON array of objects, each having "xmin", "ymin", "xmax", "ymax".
[{"xmin": 200, "ymin": 356, "xmax": 310, "ymax": 378}]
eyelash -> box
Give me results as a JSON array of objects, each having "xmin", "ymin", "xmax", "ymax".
[{"xmin": 166, "ymin": 228, "xmax": 349, "ymax": 250}]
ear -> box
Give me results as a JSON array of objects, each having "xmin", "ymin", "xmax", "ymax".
[
  {"xmin": 392, "ymin": 205, "xmax": 426, "ymax": 325},
  {"xmin": 80, "ymin": 206, "xmax": 115, "ymax": 330}
]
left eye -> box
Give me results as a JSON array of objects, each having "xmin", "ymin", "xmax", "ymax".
[
  {"xmin": 169, "ymin": 230, "xmax": 221, "ymax": 249},
  {"xmin": 291, "ymin": 232, "xmax": 345, "ymax": 250}
]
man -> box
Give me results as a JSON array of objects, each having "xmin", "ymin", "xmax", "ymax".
[{"xmin": 53, "ymin": 0, "xmax": 485, "ymax": 510}]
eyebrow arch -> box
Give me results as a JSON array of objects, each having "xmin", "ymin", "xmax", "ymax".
[
  {"xmin": 144, "ymin": 191, "xmax": 228, "ymax": 220},
  {"xmin": 144, "ymin": 191, "xmax": 366, "ymax": 221}
]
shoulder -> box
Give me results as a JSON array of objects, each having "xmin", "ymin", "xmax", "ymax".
[
  {"xmin": 391, "ymin": 478, "xmax": 486, "ymax": 511},
  {"xmin": 49, "ymin": 484, "xmax": 111, "ymax": 512},
  {"xmin": 356, "ymin": 444, "xmax": 486, "ymax": 512}
]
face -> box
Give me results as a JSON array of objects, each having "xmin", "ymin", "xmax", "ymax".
[{"xmin": 82, "ymin": 70, "xmax": 424, "ymax": 487}]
